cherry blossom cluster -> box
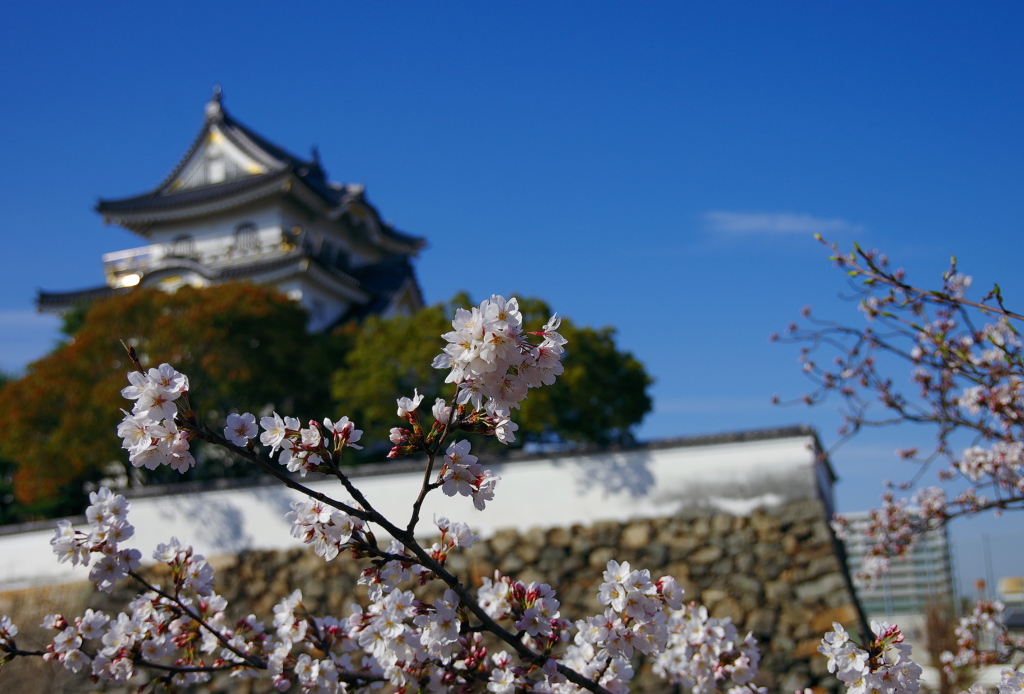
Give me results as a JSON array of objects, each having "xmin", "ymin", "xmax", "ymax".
[
  {"xmin": 388, "ymin": 392, "xmax": 519, "ymax": 458},
  {"xmin": 963, "ymin": 669, "xmax": 1024, "ymax": 694},
  {"xmin": 436, "ymin": 439, "xmax": 500, "ymax": 510},
  {"xmin": 153, "ymin": 537, "xmax": 216, "ymax": 596},
  {"xmin": 831, "ymin": 490, "xmax": 947, "ymax": 586},
  {"xmin": 779, "ymin": 241, "xmax": 1024, "ymax": 526},
  {"xmin": 776, "ymin": 240, "xmax": 1024, "ymax": 688},
  {"xmin": 286, "ymin": 498, "xmax": 365, "ymax": 561},
  {"xmin": 470, "ymin": 561, "xmax": 760, "ymax": 694},
  {"xmin": 941, "ymin": 600, "xmax": 1024, "ymax": 675},
  {"xmin": 268, "ymin": 588, "xmax": 374, "ymax": 691},
  {"xmin": 50, "ymin": 488, "xmax": 141, "ymax": 592},
  {"xmin": 116, "ymin": 363, "xmax": 194, "ymax": 472},
  {"xmin": 649, "ymin": 603, "xmax": 761, "ymax": 693},
  {"xmin": 3, "ymin": 477, "xmax": 775, "ymax": 694},
  {"xmin": 957, "ymin": 442, "xmax": 1024, "ymax": 494},
  {"xmin": 26, "ymin": 491, "xmax": 269, "ymax": 685},
  {"xmin": 255, "ymin": 412, "xmax": 363, "ymax": 476},
  {"xmin": 4, "ymin": 294, "xmax": 911, "ymax": 693},
  {"xmin": 34, "ymin": 589, "xmax": 264, "ymax": 687},
  {"xmin": 432, "ymin": 295, "xmax": 565, "ymax": 413},
  {"xmin": 428, "ymin": 514, "xmax": 480, "ymax": 565},
  {"xmin": 819, "ymin": 621, "xmax": 922, "ymax": 694}
]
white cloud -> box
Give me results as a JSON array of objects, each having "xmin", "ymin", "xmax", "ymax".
[{"xmin": 704, "ymin": 211, "xmax": 861, "ymax": 236}]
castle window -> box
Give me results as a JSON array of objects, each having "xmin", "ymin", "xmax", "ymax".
[
  {"xmin": 234, "ymin": 223, "xmax": 260, "ymax": 253},
  {"xmin": 169, "ymin": 234, "xmax": 196, "ymax": 259},
  {"xmin": 206, "ymin": 150, "xmax": 225, "ymax": 184}
]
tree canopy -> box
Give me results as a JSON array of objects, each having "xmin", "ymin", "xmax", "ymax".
[
  {"xmin": 0, "ymin": 287, "xmax": 652, "ymax": 521},
  {"xmin": 330, "ymin": 295, "xmax": 653, "ymax": 455},
  {"xmin": 0, "ymin": 283, "xmax": 338, "ymax": 518}
]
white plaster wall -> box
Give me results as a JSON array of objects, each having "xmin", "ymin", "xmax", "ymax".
[
  {"xmin": 0, "ymin": 435, "xmax": 820, "ymax": 590},
  {"xmin": 273, "ymin": 277, "xmax": 349, "ymax": 331},
  {"xmin": 147, "ymin": 203, "xmax": 283, "ymax": 246}
]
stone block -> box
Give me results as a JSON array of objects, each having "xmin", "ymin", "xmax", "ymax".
[
  {"xmin": 711, "ymin": 513, "xmax": 733, "ymax": 534},
  {"xmin": 725, "ymin": 529, "xmax": 754, "ymax": 553},
  {"xmin": 498, "ymin": 554, "xmax": 525, "ymax": 574},
  {"xmin": 547, "ymin": 526, "xmax": 572, "ymax": 547},
  {"xmin": 701, "ymin": 588, "xmax": 728, "ymax": 606},
  {"xmin": 709, "ymin": 596, "xmax": 744, "ymax": 623},
  {"xmin": 537, "ymin": 545, "xmax": 568, "ymax": 573},
  {"xmin": 750, "ymin": 512, "xmax": 781, "ymax": 533},
  {"xmin": 728, "ymin": 573, "xmax": 763, "ymax": 597},
  {"xmin": 805, "ymin": 555, "xmax": 839, "ymax": 581},
  {"xmin": 749, "ymin": 610, "xmax": 778, "ymax": 638},
  {"xmin": 621, "ymin": 522, "xmax": 651, "ymax": 549},
  {"xmin": 589, "ymin": 546, "xmax": 616, "ymax": 569},
  {"xmin": 794, "ymin": 637, "xmax": 825, "ymax": 659},
  {"xmin": 778, "ymin": 499, "xmax": 823, "ymax": 525},
  {"xmin": 660, "ymin": 532, "xmax": 701, "ymax": 554},
  {"xmin": 711, "ymin": 559, "xmax": 734, "ymax": 578},
  {"xmin": 689, "ymin": 545, "xmax": 723, "ymax": 564},
  {"xmin": 570, "ymin": 533, "xmax": 594, "ymax": 556},
  {"xmin": 489, "ymin": 529, "xmax": 519, "ymax": 556},
  {"xmin": 640, "ymin": 543, "xmax": 668, "ymax": 568},
  {"xmin": 523, "ymin": 526, "xmax": 546, "ymax": 547},
  {"xmin": 591, "ymin": 520, "xmax": 622, "ymax": 546},
  {"xmin": 810, "ymin": 603, "xmax": 860, "ymax": 633},
  {"xmin": 518, "ymin": 542, "xmax": 540, "ymax": 563},
  {"xmin": 765, "ymin": 579, "xmax": 794, "ymax": 602}
]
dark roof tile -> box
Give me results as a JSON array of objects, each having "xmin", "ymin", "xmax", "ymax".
[{"xmin": 97, "ymin": 171, "xmax": 290, "ymax": 214}]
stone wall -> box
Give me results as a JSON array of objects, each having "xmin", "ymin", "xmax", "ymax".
[{"xmin": 0, "ymin": 496, "xmax": 863, "ymax": 693}]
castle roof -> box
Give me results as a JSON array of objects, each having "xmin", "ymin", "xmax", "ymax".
[
  {"xmin": 37, "ymin": 249, "xmax": 420, "ymax": 319},
  {"xmin": 96, "ymin": 89, "xmax": 423, "ymax": 254}
]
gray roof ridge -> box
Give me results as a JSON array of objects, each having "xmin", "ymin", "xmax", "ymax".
[{"xmin": 99, "ymin": 95, "xmax": 312, "ymax": 209}]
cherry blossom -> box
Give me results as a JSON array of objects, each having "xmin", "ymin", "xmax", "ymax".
[
  {"xmin": 3, "ymin": 292, "xmax": 948, "ymax": 694},
  {"xmin": 780, "ymin": 240, "xmax": 1024, "ymax": 689},
  {"xmin": 818, "ymin": 621, "xmax": 922, "ymax": 694},
  {"xmin": 224, "ymin": 412, "xmax": 258, "ymax": 446},
  {"xmin": 115, "ymin": 362, "xmax": 195, "ymax": 473}
]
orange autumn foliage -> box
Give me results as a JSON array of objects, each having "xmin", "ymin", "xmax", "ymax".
[{"xmin": 0, "ymin": 283, "xmax": 331, "ymax": 511}]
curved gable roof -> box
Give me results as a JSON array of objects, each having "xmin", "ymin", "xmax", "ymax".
[{"xmin": 95, "ymin": 89, "xmax": 424, "ymax": 254}]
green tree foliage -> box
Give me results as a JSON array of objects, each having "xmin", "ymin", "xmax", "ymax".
[
  {"xmin": 0, "ymin": 288, "xmax": 650, "ymax": 522},
  {"xmin": 0, "ymin": 283, "xmax": 339, "ymax": 518},
  {"xmin": 330, "ymin": 295, "xmax": 653, "ymax": 454}
]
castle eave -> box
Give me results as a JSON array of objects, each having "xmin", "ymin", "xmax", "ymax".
[
  {"xmin": 37, "ymin": 285, "xmax": 131, "ymax": 313},
  {"xmin": 98, "ymin": 174, "xmax": 295, "ymax": 232}
]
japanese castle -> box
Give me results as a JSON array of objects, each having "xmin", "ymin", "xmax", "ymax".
[{"xmin": 38, "ymin": 88, "xmax": 425, "ymax": 331}]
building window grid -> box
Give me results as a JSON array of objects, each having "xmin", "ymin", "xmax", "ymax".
[{"xmin": 844, "ymin": 514, "xmax": 955, "ymax": 617}]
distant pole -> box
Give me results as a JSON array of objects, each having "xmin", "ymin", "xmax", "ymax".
[{"xmin": 983, "ymin": 534, "xmax": 995, "ymax": 600}]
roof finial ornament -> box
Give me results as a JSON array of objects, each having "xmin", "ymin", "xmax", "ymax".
[
  {"xmin": 205, "ymin": 85, "xmax": 223, "ymax": 121},
  {"xmin": 310, "ymin": 145, "xmax": 321, "ymax": 168}
]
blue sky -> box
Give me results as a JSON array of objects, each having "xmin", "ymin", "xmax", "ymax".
[{"xmin": 2, "ymin": 3, "xmax": 1022, "ymax": 585}]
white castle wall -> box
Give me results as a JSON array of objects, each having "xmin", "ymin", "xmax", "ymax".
[{"xmin": 0, "ymin": 429, "xmax": 828, "ymax": 591}]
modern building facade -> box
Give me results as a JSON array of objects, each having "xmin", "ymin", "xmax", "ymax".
[
  {"xmin": 38, "ymin": 88, "xmax": 425, "ymax": 331},
  {"xmin": 841, "ymin": 511, "xmax": 956, "ymax": 617}
]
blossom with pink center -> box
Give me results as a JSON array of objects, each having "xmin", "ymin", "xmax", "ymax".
[{"xmin": 224, "ymin": 412, "xmax": 257, "ymax": 446}]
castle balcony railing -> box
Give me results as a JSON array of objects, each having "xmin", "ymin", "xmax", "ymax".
[{"xmin": 102, "ymin": 226, "xmax": 301, "ymax": 287}]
